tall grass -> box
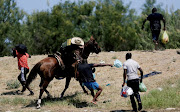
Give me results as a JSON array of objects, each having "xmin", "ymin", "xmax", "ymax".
[
  {"xmin": 6, "ymin": 80, "xmax": 20, "ymax": 89},
  {"xmin": 142, "ymin": 79, "xmax": 180, "ymax": 109},
  {"xmin": 0, "ymin": 97, "xmax": 30, "ymax": 105}
]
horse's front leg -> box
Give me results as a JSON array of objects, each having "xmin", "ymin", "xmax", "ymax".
[
  {"xmin": 45, "ymin": 89, "xmax": 52, "ymax": 98},
  {"xmin": 60, "ymin": 77, "xmax": 71, "ymax": 98},
  {"xmin": 79, "ymin": 81, "xmax": 88, "ymax": 95}
]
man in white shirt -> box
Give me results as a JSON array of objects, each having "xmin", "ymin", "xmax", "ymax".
[{"xmin": 122, "ymin": 53, "xmax": 143, "ymax": 112}]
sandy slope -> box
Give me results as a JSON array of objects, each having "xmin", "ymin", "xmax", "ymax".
[{"xmin": 0, "ymin": 49, "xmax": 180, "ymax": 112}]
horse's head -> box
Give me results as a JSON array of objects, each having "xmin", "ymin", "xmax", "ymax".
[
  {"xmin": 89, "ymin": 36, "xmax": 101, "ymax": 54},
  {"xmin": 85, "ymin": 35, "xmax": 101, "ymax": 53},
  {"xmin": 81, "ymin": 36, "xmax": 101, "ymax": 61}
]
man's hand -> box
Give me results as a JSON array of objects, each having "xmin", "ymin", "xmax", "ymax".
[
  {"xmin": 122, "ymin": 82, "xmax": 125, "ymax": 87},
  {"xmin": 142, "ymin": 25, "xmax": 144, "ymax": 30},
  {"xmin": 163, "ymin": 27, "xmax": 166, "ymax": 31},
  {"xmin": 12, "ymin": 48, "xmax": 16, "ymax": 58},
  {"xmin": 140, "ymin": 79, "xmax": 142, "ymax": 83}
]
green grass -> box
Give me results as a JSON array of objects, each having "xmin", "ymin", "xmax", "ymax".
[
  {"xmin": 142, "ymin": 79, "xmax": 180, "ymax": 109},
  {"xmin": 6, "ymin": 80, "xmax": 20, "ymax": 89},
  {"xmin": 112, "ymin": 56, "xmax": 117, "ymax": 59},
  {"xmin": 42, "ymin": 92, "xmax": 93, "ymax": 108},
  {"xmin": 0, "ymin": 97, "xmax": 30, "ymax": 106}
]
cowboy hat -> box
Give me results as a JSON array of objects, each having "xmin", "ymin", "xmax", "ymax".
[{"xmin": 71, "ymin": 37, "xmax": 84, "ymax": 46}]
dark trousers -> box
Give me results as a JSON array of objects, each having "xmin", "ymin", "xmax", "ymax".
[
  {"xmin": 152, "ymin": 30, "xmax": 160, "ymax": 41},
  {"xmin": 127, "ymin": 79, "xmax": 142, "ymax": 111},
  {"xmin": 18, "ymin": 67, "xmax": 29, "ymax": 85}
]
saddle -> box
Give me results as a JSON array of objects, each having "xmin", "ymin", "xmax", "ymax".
[{"xmin": 48, "ymin": 52, "xmax": 65, "ymax": 70}]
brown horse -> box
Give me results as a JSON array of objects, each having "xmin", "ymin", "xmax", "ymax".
[{"xmin": 25, "ymin": 36, "xmax": 101, "ymax": 109}]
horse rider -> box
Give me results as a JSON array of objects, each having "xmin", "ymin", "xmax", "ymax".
[{"xmin": 55, "ymin": 37, "xmax": 84, "ymax": 79}]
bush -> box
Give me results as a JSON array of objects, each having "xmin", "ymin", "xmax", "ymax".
[{"xmin": 6, "ymin": 80, "xmax": 20, "ymax": 89}]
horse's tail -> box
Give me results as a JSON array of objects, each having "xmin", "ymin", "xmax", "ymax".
[{"xmin": 26, "ymin": 62, "xmax": 42, "ymax": 87}]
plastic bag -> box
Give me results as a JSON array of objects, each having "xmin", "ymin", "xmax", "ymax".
[
  {"xmin": 120, "ymin": 86, "xmax": 133, "ymax": 98},
  {"xmin": 114, "ymin": 59, "xmax": 122, "ymax": 68},
  {"xmin": 139, "ymin": 83, "xmax": 147, "ymax": 92},
  {"xmin": 161, "ymin": 31, "xmax": 169, "ymax": 44}
]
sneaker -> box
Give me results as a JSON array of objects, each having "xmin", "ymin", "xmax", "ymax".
[{"xmin": 29, "ymin": 91, "xmax": 34, "ymax": 96}]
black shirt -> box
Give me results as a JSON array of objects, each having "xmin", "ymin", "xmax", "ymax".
[
  {"xmin": 147, "ymin": 13, "xmax": 163, "ymax": 31},
  {"xmin": 78, "ymin": 63, "xmax": 95, "ymax": 82}
]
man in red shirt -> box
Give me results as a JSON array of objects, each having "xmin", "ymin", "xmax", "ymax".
[{"xmin": 13, "ymin": 44, "xmax": 31, "ymax": 93}]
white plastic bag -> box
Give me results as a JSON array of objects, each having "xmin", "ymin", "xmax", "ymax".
[
  {"xmin": 114, "ymin": 59, "xmax": 122, "ymax": 68},
  {"xmin": 120, "ymin": 86, "xmax": 133, "ymax": 98},
  {"xmin": 161, "ymin": 31, "xmax": 169, "ymax": 44}
]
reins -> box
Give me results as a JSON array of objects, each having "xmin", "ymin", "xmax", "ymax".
[{"xmin": 74, "ymin": 61, "xmax": 78, "ymax": 79}]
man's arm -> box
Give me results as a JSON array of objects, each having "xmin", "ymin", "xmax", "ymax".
[
  {"xmin": 162, "ymin": 17, "xmax": 166, "ymax": 30},
  {"xmin": 138, "ymin": 67, "xmax": 143, "ymax": 83},
  {"xmin": 92, "ymin": 63, "xmax": 113, "ymax": 67},
  {"xmin": 122, "ymin": 69, "xmax": 127, "ymax": 87},
  {"xmin": 142, "ymin": 18, "xmax": 147, "ymax": 30},
  {"xmin": 25, "ymin": 52, "xmax": 31, "ymax": 58},
  {"xmin": 12, "ymin": 48, "xmax": 17, "ymax": 58}
]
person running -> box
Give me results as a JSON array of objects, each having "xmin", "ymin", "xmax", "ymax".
[
  {"xmin": 142, "ymin": 7, "xmax": 166, "ymax": 50},
  {"xmin": 122, "ymin": 53, "xmax": 143, "ymax": 112},
  {"xmin": 13, "ymin": 44, "xmax": 31, "ymax": 93},
  {"xmin": 77, "ymin": 63, "xmax": 112, "ymax": 104}
]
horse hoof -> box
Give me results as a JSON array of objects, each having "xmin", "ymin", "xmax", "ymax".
[
  {"xmin": 36, "ymin": 105, "xmax": 41, "ymax": 109},
  {"xmin": 47, "ymin": 95, "xmax": 52, "ymax": 98},
  {"xmin": 36, "ymin": 103, "xmax": 41, "ymax": 109},
  {"xmin": 59, "ymin": 96, "xmax": 63, "ymax": 100},
  {"xmin": 28, "ymin": 91, "xmax": 34, "ymax": 96}
]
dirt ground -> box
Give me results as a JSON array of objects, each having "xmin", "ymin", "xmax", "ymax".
[{"xmin": 0, "ymin": 49, "xmax": 180, "ymax": 112}]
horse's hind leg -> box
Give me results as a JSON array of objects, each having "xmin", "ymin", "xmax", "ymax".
[
  {"xmin": 25, "ymin": 85, "xmax": 34, "ymax": 95},
  {"xmin": 45, "ymin": 89, "xmax": 52, "ymax": 98},
  {"xmin": 37, "ymin": 80, "xmax": 50, "ymax": 109},
  {"xmin": 60, "ymin": 77, "xmax": 71, "ymax": 98},
  {"xmin": 39, "ymin": 79, "xmax": 52, "ymax": 98},
  {"xmin": 79, "ymin": 81, "xmax": 88, "ymax": 95}
]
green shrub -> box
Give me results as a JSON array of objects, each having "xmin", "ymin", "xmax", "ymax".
[
  {"xmin": 142, "ymin": 80, "xmax": 180, "ymax": 109},
  {"xmin": 6, "ymin": 80, "xmax": 20, "ymax": 89}
]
